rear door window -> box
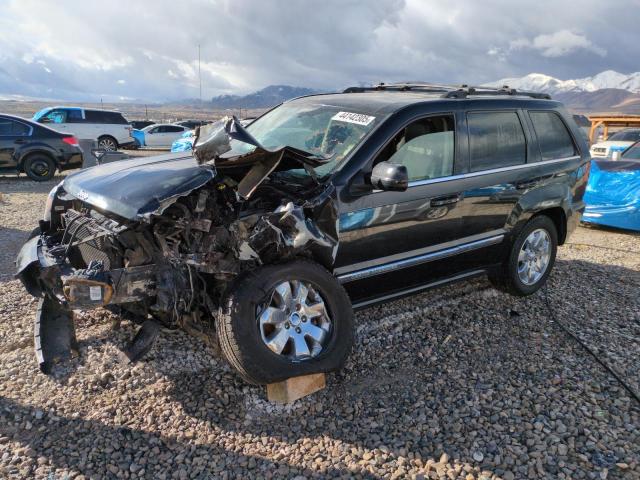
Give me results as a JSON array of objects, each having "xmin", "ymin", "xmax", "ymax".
[
  {"xmin": 0, "ymin": 119, "xmax": 30, "ymax": 136},
  {"xmin": 65, "ymin": 109, "xmax": 85, "ymax": 123},
  {"xmin": 529, "ymin": 111, "xmax": 576, "ymax": 161},
  {"xmin": 163, "ymin": 126, "xmax": 185, "ymax": 133},
  {"xmin": 468, "ymin": 112, "xmax": 526, "ymax": 172}
]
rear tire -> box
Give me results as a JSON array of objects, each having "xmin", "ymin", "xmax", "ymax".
[
  {"xmin": 489, "ymin": 215, "xmax": 558, "ymax": 296},
  {"xmin": 215, "ymin": 259, "xmax": 354, "ymax": 385},
  {"xmin": 98, "ymin": 136, "xmax": 118, "ymax": 151},
  {"xmin": 24, "ymin": 154, "xmax": 56, "ymax": 181}
]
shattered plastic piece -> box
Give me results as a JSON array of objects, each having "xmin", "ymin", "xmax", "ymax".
[
  {"xmin": 125, "ymin": 320, "xmax": 161, "ymax": 362},
  {"xmin": 34, "ymin": 297, "xmax": 78, "ymax": 373}
]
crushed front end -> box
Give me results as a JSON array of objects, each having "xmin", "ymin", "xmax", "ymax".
[{"xmin": 16, "ymin": 128, "xmax": 338, "ymax": 373}]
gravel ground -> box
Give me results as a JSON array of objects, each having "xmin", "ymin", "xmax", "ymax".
[{"xmin": 0, "ymin": 171, "xmax": 639, "ymax": 480}]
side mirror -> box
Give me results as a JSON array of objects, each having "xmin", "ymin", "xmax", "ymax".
[{"xmin": 370, "ymin": 161, "xmax": 409, "ymax": 191}]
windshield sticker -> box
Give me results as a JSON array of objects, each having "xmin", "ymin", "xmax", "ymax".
[{"xmin": 331, "ymin": 111, "xmax": 376, "ymax": 126}]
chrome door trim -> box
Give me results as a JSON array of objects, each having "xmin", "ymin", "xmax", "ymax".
[
  {"xmin": 407, "ymin": 155, "xmax": 580, "ymax": 188},
  {"xmin": 351, "ymin": 269, "xmax": 486, "ymax": 309},
  {"xmin": 337, "ymin": 234, "xmax": 504, "ymax": 283}
]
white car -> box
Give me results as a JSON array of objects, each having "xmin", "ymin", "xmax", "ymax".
[
  {"xmin": 141, "ymin": 124, "xmax": 191, "ymax": 148},
  {"xmin": 33, "ymin": 107, "xmax": 134, "ymax": 151},
  {"xmin": 590, "ymin": 128, "xmax": 640, "ymax": 158}
]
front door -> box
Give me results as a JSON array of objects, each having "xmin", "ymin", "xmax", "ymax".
[{"xmin": 334, "ymin": 113, "xmax": 468, "ymax": 305}]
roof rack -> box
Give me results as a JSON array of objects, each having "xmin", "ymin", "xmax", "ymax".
[{"xmin": 343, "ymin": 82, "xmax": 551, "ymax": 100}]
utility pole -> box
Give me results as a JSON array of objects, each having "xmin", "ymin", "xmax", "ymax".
[{"xmin": 198, "ymin": 44, "xmax": 202, "ymax": 104}]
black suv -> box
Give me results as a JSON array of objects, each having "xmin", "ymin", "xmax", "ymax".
[
  {"xmin": 0, "ymin": 114, "xmax": 83, "ymax": 181},
  {"xmin": 15, "ymin": 84, "xmax": 590, "ymax": 383}
]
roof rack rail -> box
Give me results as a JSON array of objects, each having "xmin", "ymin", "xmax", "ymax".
[
  {"xmin": 343, "ymin": 82, "xmax": 454, "ymax": 94},
  {"xmin": 443, "ymin": 85, "xmax": 551, "ymax": 100},
  {"xmin": 342, "ymin": 82, "xmax": 551, "ymax": 100}
]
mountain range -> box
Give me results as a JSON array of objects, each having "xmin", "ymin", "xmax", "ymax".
[
  {"xmin": 210, "ymin": 85, "xmax": 322, "ymax": 109},
  {"xmin": 488, "ymin": 71, "xmax": 640, "ymax": 113}
]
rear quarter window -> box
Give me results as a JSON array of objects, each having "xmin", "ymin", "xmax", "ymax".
[
  {"xmin": 85, "ymin": 110, "xmax": 128, "ymax": 124},
  {"xmin": 468, "ymin": 111, "xmax": 526, "ymax": 172},
  {"xmin": 529, "ymin": 111, "xmax": 576, "ymax": 161}
]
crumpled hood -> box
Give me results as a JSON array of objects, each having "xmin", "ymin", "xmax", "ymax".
[{"xmin": 63, "ymin": 152, "xmax": 216, "ymax": 221}]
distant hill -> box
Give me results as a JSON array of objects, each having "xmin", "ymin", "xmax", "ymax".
[
  {"xmin": 487, "ymin": 71, "xmax": 640, "ymax": 114},
  {"xmin": 210, "ymin": 85, "xmax": 324, "ymax": 109}
]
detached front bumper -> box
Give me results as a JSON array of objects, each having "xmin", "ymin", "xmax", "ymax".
[{"xmin": 16, "ymin": 235, "xmax": 157, "ymax": 372}]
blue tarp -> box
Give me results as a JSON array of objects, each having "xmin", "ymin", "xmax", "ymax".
[
  {"xmin": 171, "ymin": 130, "xmax": 195, "ymax": 152},
  {"xmin": 131, "ymin": 129, "xmax": 145, "ymax": 147},
  {"xmin": 583, "ymin": 159, "xmax": 640, "ymax": 231}
]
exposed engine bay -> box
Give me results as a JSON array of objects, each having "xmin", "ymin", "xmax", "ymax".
[{"xmin": 16, "ymin": 117, "xmax": 339, "ymax": 372}]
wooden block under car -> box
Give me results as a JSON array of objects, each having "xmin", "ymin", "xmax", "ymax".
[{"xmin": 266, "ymin": 373, "xmax": 326, "ymax": 404}]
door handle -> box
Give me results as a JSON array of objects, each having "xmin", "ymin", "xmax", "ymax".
[
  {"xmin": 430, "ymin": 194, "xmax": 460, "ymax": 207},
  {"xmin": 14, "ymin": 138, "xmax": 27, "ymax": 144}
]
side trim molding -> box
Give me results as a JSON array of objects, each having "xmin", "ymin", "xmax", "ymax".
[
  {"xmin": 337, "ymin": 234, "xmax": 504, "ymax": 283},
  {"xmin": 351, "ymin": 269, "xmax": 487, "ymax": 309}
]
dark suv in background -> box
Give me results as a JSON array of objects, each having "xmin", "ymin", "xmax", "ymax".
[{"xmin": 16, "ymin": 84, "xmax": 590, "ymax": 383}]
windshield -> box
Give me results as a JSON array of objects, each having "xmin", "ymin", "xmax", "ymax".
[
  {"xmin": 623, "ymin": 142, "xmax": 640, "ymax": 160},
  {"xmin": 608, "ymin": 130, "xmax": 640, "ymax": 142},
  {"xmin": 226, "ymin": 102, "xmax": 383, "ymax": 176}
]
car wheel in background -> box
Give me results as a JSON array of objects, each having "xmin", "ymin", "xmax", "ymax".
[
  {"xmin": 24, "ymin": 154, "xmax": 56, "ymax": 182},
  {"xmin": 98, "ymin": 136, "xmax": 118, "ymax": 151},
  {"xmin": 215, "ymin": 259, "xmax": 354, "ymax": 385},
  {"xmin": 489, "ymin": 215, "xmax": 558, "ymax": 296}
]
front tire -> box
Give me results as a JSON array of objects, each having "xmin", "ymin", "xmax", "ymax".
[
  {"xmin": 489, "ymin": 215, "xmax": 558, "ymax": 296},
  {"xmin": 98, "ymin": 136, "xmax": 118, "ymax": 151},
  {"xmin": 215, "ymin": 259, "xmax": 354, "ymax": 385},
  {"xmin": 24, "ymin": 154, "xmax": 56, "ymax": 181}
]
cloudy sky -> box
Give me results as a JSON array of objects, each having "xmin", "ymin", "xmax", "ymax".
[{"xmin": 0, "ymin": 0, "xmax": 638, "ymax": 102}]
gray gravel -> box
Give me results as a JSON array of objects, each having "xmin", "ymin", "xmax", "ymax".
[{"xmin": 1, "ymin": 172, "xmax": 639, "ymax": 479}]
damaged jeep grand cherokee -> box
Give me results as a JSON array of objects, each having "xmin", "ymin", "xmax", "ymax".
[{"xmin": 16, "ymin": 84, "xmax": 590, "ymax": 384}]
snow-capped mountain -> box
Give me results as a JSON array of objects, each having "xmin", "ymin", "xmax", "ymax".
[{"xmin": 488, "ymin": 71, "xmax": 640, "ymax": 94}]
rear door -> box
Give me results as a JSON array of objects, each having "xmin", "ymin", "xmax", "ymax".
[
  {"xmin": 0, "ymin": 118, "xmax": 31, "ymax": 168},
  {"xmin": 459, "ymin": 110, "xmax": 532, "ymax": 237}
]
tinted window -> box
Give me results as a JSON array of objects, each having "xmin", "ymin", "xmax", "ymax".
[
  {"xmin": 529, "ymin": 111, "xmax": 576, "ymax": 161},
  {"xmin": 65, "ymin": 109, "xmax": 84, "ymax": 123},
  {"xmin": 85, "ymin": 110, "xmax": 128, "ymax": 124},
  {"xmin": 623, "ymin": 143, "xmax": 640, "ymax": 160},
  {"xmin": 608, "ymin": 130, "xmax": 640, "ymax": 142},
  {"xmin": 0, "ymin": 119, "xmax": 30, "ymax": 136},
  {"xmin": 162, "ymin": 126, "xmax": 185, "ymax": 133},
  {"xmin": 378, "ymin": 115, "xmax": 455, "ymax": 182},
  {"xmin": 468, "ymin": 112, "xmax": 526, "ymax": 171}
]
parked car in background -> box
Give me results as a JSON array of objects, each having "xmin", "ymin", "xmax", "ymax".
[
  {"xmin": 32, "ymin": 107, "xmax": 134, "ymax": 151},
  {"xmin": 129, "ymin": 120, "xmax": 155, "ymax": 130},
  {"xmin": 176, "ymin": 119, "xmax": 211, "ymax": 130},
  {"xmin": 583, "ymin": 140, "xmax": 640, "ymax": 231},
  {"xmin": 16, "ymin": 84, "xmax": 590, "ymax": 382},
  {"xmin": 170, "ymin": 130, "xmax": 195, "ymax": 152},
  {"xmin": 589, "ymin": 128, "xmax": 640, "ymax": 158},
  {"xmin": 0, "ymin": 113, "xmax": 82, "ymax": 181},
  {"xmin": 136, "ymin": 124, "xmax": 191, "ymax": 148}
]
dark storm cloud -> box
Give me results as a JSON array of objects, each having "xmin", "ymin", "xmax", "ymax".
[{"xmin": 0, "ymin": 0, "xmax": 638, "ymax": 101}]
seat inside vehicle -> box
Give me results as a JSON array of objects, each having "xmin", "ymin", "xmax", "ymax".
[{"xmin": 380, "ymin": 115, "xmax": 455, "ymax": 182}]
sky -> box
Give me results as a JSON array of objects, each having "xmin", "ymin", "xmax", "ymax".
[{"xmin": 0, "ymin": 0, "xmax": 639, "ymax": 102}]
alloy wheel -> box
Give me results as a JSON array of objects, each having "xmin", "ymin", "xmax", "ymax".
[
  {"xmin": 257, "ymin": 280, "xmax": 332, "ymax": 361},
  {"xmin": 517, "ymin": 228, "xmax": 551, "ymax": 285}
]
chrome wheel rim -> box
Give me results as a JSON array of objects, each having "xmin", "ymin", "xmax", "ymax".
[
  {"xmin": 517, "ymin": 228, "xmax": 551, "ymax": 285},
  {"xmin": 99, "ymin": 138, "xmax": 116, "ymax": 151},
  {"xmin": 258, "ymin": 280, "xmax": 332, "ymax": 361}
]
